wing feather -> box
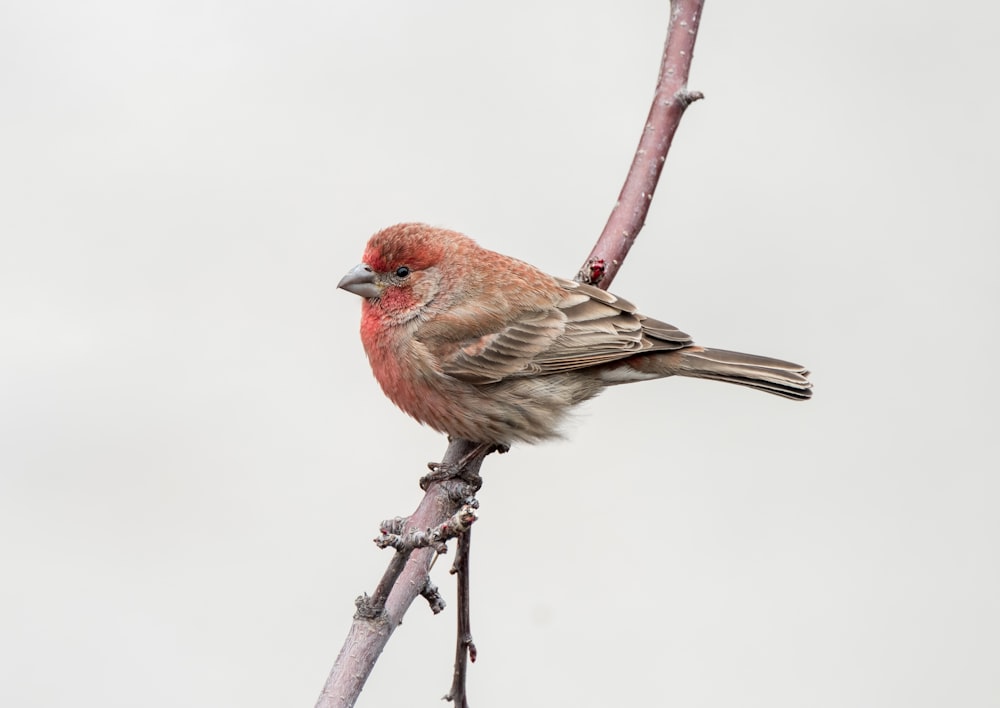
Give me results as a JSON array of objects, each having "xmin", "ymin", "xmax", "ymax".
[{"xmin": 429, "ymin": 277, "xmax": 693, "ymax": 383}]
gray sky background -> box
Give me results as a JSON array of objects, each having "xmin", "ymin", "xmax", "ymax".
[{"xmin": 2, "ymin": 1, "xmax": 998, "ymax": 706}]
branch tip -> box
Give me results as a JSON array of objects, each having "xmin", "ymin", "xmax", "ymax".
[
  {"xmin": 421, "ymin": 578, "xmax": 447, "ymax": 615},
  {"xmin": 353, "ymin": 593, "xmax": 384, "ymax": 621},
  {"xmin": 677, "ymin": 88, "xmax": 705, "ymax": 106}
]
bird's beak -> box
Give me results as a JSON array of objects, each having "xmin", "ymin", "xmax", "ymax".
[{"xmin": 338, "ymin": 263, "xmax": 381, "ymax": 299}]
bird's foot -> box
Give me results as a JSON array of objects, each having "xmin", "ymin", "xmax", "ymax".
[{"xmin": 421, "ymin": 443, "xmax": 509, "ymax": 491}]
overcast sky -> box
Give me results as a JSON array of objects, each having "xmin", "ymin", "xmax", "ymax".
[{"xmin": 2, "ymin": 2, "xmax": 997, "ymax": 707}]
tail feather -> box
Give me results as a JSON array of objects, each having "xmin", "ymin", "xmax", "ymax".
[{"xmin": 678, "ymin": 348, "xmax": 812, "ymax": 401}]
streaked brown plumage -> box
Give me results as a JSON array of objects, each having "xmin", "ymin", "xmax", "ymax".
[{"xmin": 339, "ymin": 223, "xmax": 811, "ymax": 444}]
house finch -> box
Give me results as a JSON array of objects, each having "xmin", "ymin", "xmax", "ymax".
[{"xmin": 338, "ymin": 223, "xmax": 811, "ymax": 445}]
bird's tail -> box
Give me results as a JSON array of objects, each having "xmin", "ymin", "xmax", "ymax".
[{"xmin": 675, "ymin": 347, "xmax": 812, "ymax": 400}]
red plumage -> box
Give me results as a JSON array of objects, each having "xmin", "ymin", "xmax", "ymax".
[{"xmin": 339, "ymin": 223, "xmax": 811, "ymax": 445}]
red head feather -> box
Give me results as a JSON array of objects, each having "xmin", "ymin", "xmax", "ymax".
[{"xmin": 363, "ymin": 223, "xmax": 453, "ymax": 273}]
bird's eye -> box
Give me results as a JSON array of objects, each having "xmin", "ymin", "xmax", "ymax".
[{"xmin": 395, "ymin": 266, "xmax": 411, "ymax": 278}]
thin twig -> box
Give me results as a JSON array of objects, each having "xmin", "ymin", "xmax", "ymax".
[
  {"xmin": 578, "ymin": 0, "xmax": 705, "ymax": 289},
  {"xmin": 444, "ymin": 527, "xmax": 476, "ymax": 707},
  {"xmin": 375, "ymin": 504, "xmax": 477, "ymax": 552}
]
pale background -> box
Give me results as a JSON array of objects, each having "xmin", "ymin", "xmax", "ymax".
[{"xmin": 2, "ymin": 1, "xmax": 997, "ymax": 706}]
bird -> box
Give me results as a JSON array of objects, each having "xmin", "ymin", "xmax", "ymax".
[{"xmin": 338, "ymin": 223, "xmax": 811, "ymax": 446}]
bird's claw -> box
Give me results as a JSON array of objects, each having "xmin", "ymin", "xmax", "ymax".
[
  {"xmin": 420, "ymin": 461, "xmax": 461, "ymax": 490},
  {"xmin": 420, "ymin": 442, "xmax": 508, "ymax": 491}
]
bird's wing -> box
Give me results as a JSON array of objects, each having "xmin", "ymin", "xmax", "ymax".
[
  {"xmin": 427, "ymin": 278, "xmax": 692, "ymax": 384},
  {"xmin": 527, "ymin": 279, "xmax": 692, "ymax": 374}
]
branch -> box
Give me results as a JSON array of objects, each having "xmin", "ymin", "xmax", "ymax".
[
  {"xmin": 578, "ymin": 0, "xmax": 704, "ymax": 289},
  {"xmin": 316, "ymin": 2, "xmax": 705, "ymax": 705},
  {"xmin": 375, "ymin": 504, "xmax": 478, "ymax": 552},
  {"xmin": 443, "ymin": 527, "xmax": 476, "ymax": 707},
  {"xmin": 315, "ymin": 439, "xmax": 487, "ymax": 708}
]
